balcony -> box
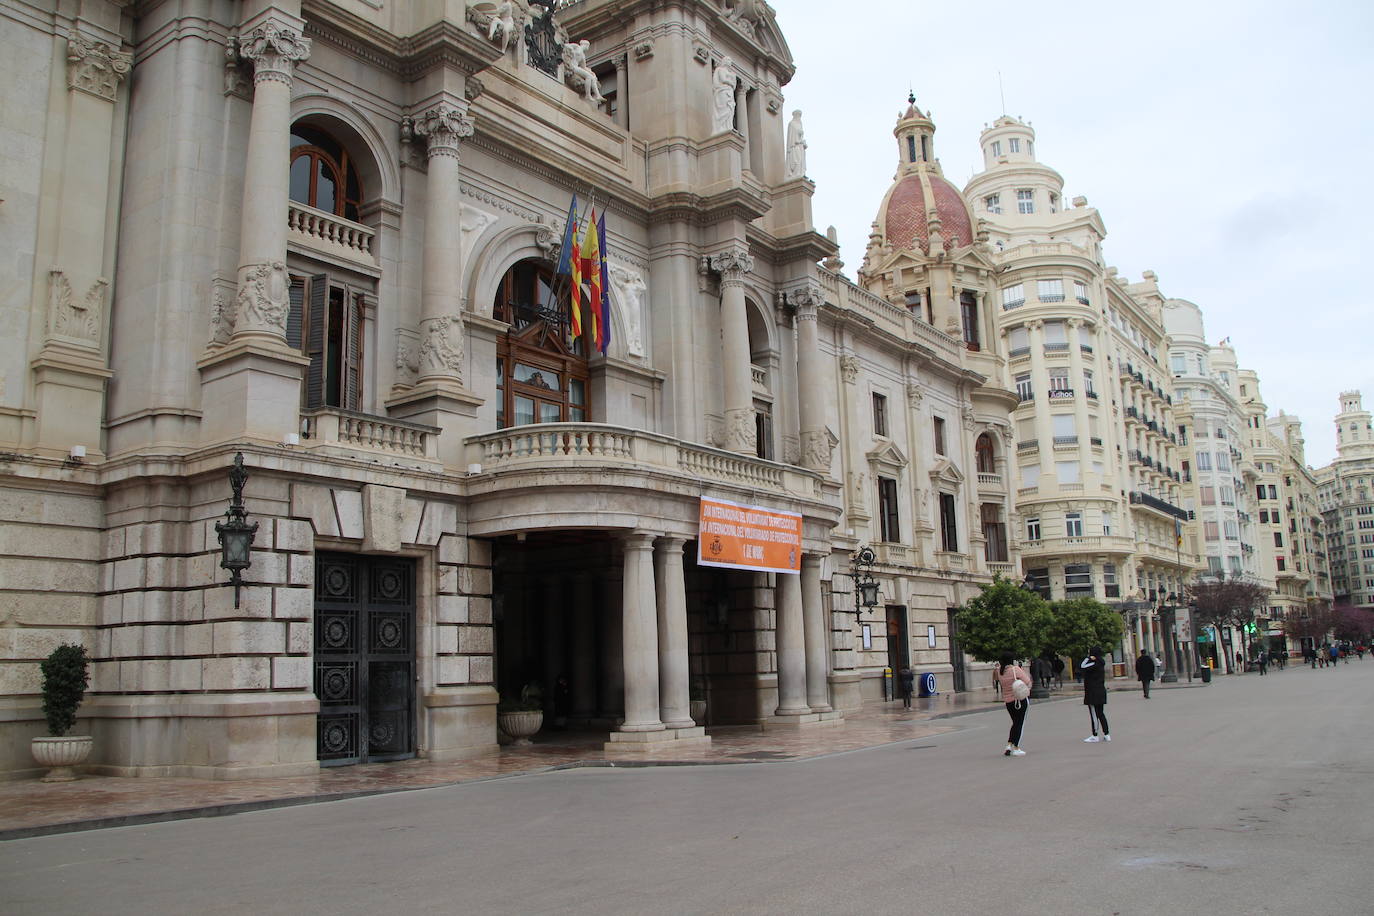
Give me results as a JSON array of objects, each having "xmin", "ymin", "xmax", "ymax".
[
  {"xmin": 1053, "ymin": 435, "xmax": 1079, "ymax": 449},
  {"xmin": 1129, "ymin": 490, "xmax": 1190, "ymax": 521},
  {"xmin": 1009, "ymin": 346, "xmax": 1030, "ymax": 359},
  {"xmin": 1017, "ymin": 440, "xmax": 1039, "ymax": 453},
  {"xmin": 300, "ymin": 408, "xmax": 439, "ymax": 463},
  {"xmin": 750, "ymin": 364, "xmax": 767, "ymax": 392},
  {"xmin": 1043, "ymin": 342, "xmax": 1070, "ymax": 353},
  {"xmin": 287, "ymin": 202, "xmax": 378, "ymax": 271},
  {"xmin": 1048, "ymin": 388, "xmax": 1074, "ymax": 401},
  {"xmin": 977, "ymin": 472, "xmax": 1005, "ymax": 489},
  {"xmin": 1002, "ymin": 298, "xmax": 1025, "ymax": 311}
]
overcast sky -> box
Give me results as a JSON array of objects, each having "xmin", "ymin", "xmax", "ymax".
[{"xmin": 774, "ymin": 0, "xmax": 1373, "ymax": 469}]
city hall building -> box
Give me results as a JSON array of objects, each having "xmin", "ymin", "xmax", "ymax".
[{"xmin": 0, "ymin": 0, "xmax": 1014, "ymax": 778}]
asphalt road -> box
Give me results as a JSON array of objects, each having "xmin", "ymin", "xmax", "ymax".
[{"xmin": 3, "ymin": 661, "xmax": 1371, "ymax": 915}]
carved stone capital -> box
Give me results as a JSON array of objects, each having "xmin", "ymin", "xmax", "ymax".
[
  {"xmin": 238, "ymin": 19, "xmax": 311, "ymax": 86},
  {"xmin": 66, "ymin": 34, "xmax": 131, "ymax": 102},
  {"xmin": 789, "ymin": 283, "xmax": 824, "ymax": 319},
  {"xmin": 409, "ymin": 102, "xmax": 475, "ymax": 160},
  {"xmin": 710, "ymin": 248, "xmax": 754, "ymax": 286}
]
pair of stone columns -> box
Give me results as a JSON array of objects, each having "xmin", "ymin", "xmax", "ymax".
[
  {"xmin": 774, "ymin": 555, "xmax": 833, "ymax": 720},
  {"xmin": 612, "ymin": 534, "xmax": 702, "ymax": 746}
]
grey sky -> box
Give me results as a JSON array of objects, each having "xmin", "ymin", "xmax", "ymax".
[{"xmin": 775, "ymin": 0, "xmax": 1374, "ymax": 468}]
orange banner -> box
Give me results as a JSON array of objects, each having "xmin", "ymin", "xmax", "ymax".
[{"xmin": 697, "ymin": 497, "xmax": 802, "ymax": 574}]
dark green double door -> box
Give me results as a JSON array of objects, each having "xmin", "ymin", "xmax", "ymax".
[{"xmin": 314, "ymin": 554, "xmax": 416, "ymax": 766}]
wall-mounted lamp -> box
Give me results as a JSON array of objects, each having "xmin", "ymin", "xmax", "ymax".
[
  {"xmin": 214, "ymin": 452, "xmax": 259, "ymax": 609},
  {"xmin": 850, "ymin": 545, "xmax": 881, "ymax": 622}
]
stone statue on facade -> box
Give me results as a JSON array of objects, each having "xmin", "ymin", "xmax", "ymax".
[
  {"xmin": 562, "ymin": 39, "xmax": 603, "ymax": 102},
  {"xmin": 711, "ymin": 57, "xmax": 737, "ymax": 134},
  {"xmin": 609, "ymin": 265, "xmax": 647, "ymax": 357},
  {"xmin": 785, "ymin": 110, "xmax": 806, "ymax": 179}
]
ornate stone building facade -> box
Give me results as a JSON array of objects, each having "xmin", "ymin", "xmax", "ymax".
[
  {"xmin": 0, "ymin": 0, "xmax": 1007, "ymax": 777},
  {"xmin": 1316, "ymin": 392, "xmax": 1374, "ymax": 608}
]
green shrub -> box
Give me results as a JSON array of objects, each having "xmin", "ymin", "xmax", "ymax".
[{"xmin": 40, "ymin": 644, "xmax": 90, "ymax": 737}]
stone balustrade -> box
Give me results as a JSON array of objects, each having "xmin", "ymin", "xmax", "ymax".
[
  {"xmin": 287, "ymin": 202, "xmax": 377, "ymax": 269},
  {"xmin": 301, "ymin": 408, "xmax": 439, "ymax": 462}
]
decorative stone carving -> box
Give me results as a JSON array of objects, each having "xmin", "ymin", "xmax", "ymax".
[
  {"xmin": 209, "ymin": 288, "xmax": 235, "ymax": 346},
  {"xmin": 789, "ymin": 283, "xmax": 824, "ymax": 316},
  {"xmin": 711, "ymin": 57, "xmax": 738, "ymax": 134},
  {"xmin": 419, "ymin": 315, "xmax": 464, "ymax": 380},
  {"xmin": 721, "ymin": 0, "xmax": 770, "ymax": 38},
  {"xmin": 784, "ymin": 110, "xmax": 807, "ymax": 180},
  {"xmin": 562, "ymin": 40, "xmax": 603, "ymax": 102},
  {"xmin": 482, "ymin": 0, "xmax": 532, "ymax": 52},
  {"xmin": 709, "ymin": 248, "xmax": 753, "ymax": 285},
  {"xmin": 823, "ymin": 225, "xmax": 845, "ymax": 273},
  {"xmin": 766, "ymin": 97, "xmax": 781, "ymax": 114},
  {"xmin": 409, "ymin": 102, "xmax": 475, "ymax": 159},
  {"xmin": 237, "ymin": 19, "xmax": 311, "ymax": 85},
  {"xmin": 609, "ymin": 265, "xmax": 647, "ymax": 357},
  {"xmin": 535, "ymin": 223, "xmax": 560, "ymax": 261},
  {"xmin": 693, "ymin": 46, "xmax": 710, "ymax": 65},
  {"xmin": 234, "ymin": 261, "xmax": 290, "ymax": 337},
  {"xmin": 465, "ymin": 77, "xmax": 485, "ymax": 101},
  {"xmin": 66, "ymin": 34, "xmax": 131, "ymax": 102},
  {"xmin": 801, "ymin": 429, "xmax": 835, "ymax": 472},
  {"xmin": 394, "ymin": 329, "xmax": 420, "ymax": 388},
  {"xmin": 724, "ymin": 408, "xmax": 756, "ymax": 452},
  {"xmin": 459, "ymin": 207, "xmax": 498, "ymax": 261},
  {"xmin": 47, "ymin": 271, "xmax": 105, "ymax": 345},
  {"xmin": 634, "ymin": 41, "xmax": 654, "ymax": 61},
  {"xmin": 906, "ymin": 381, "xmax": 924, "ymax": 404},
  {"xmin": 962, "ymin": 406, "xmax": 977, "ymax": 432},
  {"xmin": 839, "ymin": 355, "xmax": 859, "ymax": 384}
]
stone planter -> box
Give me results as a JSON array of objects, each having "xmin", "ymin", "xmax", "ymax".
[
  {"xmin": 498, "ymin": 710, "xmax": 543, "ymax": 746},
  {"xmin": 690, "ymin": 699, "xmax": 707, "ymax": 724},
  {"xmin": 31, "ymin": 735, "xmax": 93, "ymax": 782}
]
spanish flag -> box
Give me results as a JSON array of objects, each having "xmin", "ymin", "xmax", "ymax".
[
  {"xmin": 580, "ymin": 207, "xmax": 601, "ymax": 350},
  {"xmin": 569, "ymin": 209, "xmax": 584, "ymax": 341}
]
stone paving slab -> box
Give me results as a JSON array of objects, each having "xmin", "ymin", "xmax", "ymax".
[{"xmin": 0, "ymin": 679, "xmax": 1202, "ymax": 840}]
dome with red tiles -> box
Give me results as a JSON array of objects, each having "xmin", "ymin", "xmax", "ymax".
[{"xmin": 881, "ymin": 171, "xmax": 974, "ymax": 254}]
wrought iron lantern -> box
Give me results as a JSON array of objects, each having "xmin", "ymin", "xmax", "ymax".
[
  {"xmin": 851, "ymin": 545, "xmax": 880, "ymax": 622},
  {"xmin": 215, "ymin": 452, "xmax": 259, "ymax": 609}
]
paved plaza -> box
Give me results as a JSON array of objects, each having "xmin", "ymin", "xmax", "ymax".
[{"xmin": 3, "ymin": 663, "xmax": 1371, "ymax": 914}]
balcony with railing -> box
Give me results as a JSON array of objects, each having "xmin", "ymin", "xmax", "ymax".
[
  {"xmin": 1053, "ymin": 435, "xmax": 1079, "ymax": 449},
  {"xmin": 1129, "ymin": 490, "xmax": 1190, "ymax": 521},
  {"xmin": 977, "ymin": 471, "xmax": 1005, "ymax": 490},
  {"xmin": 300, "ymin": 408, "xmax": 440, "ymax": 464},
  {"xmin": 1043, "ymin": 342, "xmax": 1070, "ymax": 353},
  {"xmin": 287, "ymin": 202, "xmax": 379, "ymax": 271}
]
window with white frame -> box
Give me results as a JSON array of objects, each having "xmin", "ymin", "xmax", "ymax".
[
  {"xmin": 1042, "ymin": 320, "xmax": 1066, "ymax": 345},
  {"xmin": 1207, "ymin": 555, "xmax": 1223, "ymax": 574},
  {"xmin": 1103, "ymin": 563, "xmax": 1119, "ymax": 597},
  {"xmin": 1009, "ymin": 326, "xmax": 1029, "ymax": 353},
  {"xmin": 1015, "ymin": 373, "xmax": 1033, "ymax": 401},
  {"xmin": 1001, "ymin": 284, "xmax": 1025, "ymax": 309},
  {"xmin": 1101, "ymin": 509, "xmax": 1113, "ymax": 536},
  {"xmin": 1224, "ymin": 520, "xmax": 1239, "ymax": 539},
  {"xmin": 1083, "ymin": 369, "xmax": 1095, "ymax": 396},
  {"xmin": 1217, "ymin": 451, "xmax": 1231, "ymax": 471},
  {"xmin": 1204, "ymin": 520, "xmax": 1219, "ymax": 540},
  {"xmin": 991, "ymin": 140, "xmax": 1002, "ymax": 157},
  {"xmin": 1220, "ymin": 485, "xmax": 1235, "ymax": 506},
  {"xmin": 1064, "ymin": 564, "xmax": 1093, "ymax": 595},
  {"xmin": 1052, "ymin": 414, "xmax": 1076, "ymax": 439},
  {"xmin": 1017, "ymin": 189, "xmax": 1034, "ymax": 214},
  {"xmin": 985, "ymin": 193, "xmax": 1001, "ymax": 214},
  {"xmin": 1056, "ymin": 460, "xmax": 1080, "ymax": 484},
  {"xmin": 1074, "ymin": 280, "xmax": 1088, "ymax": 303},
  {"xmin": 1228, "ymin": 556, "xmax": 1243, "ymax": 574},
  {"xmin": 1037, "ymin": 279, "xmax": 1064, "ymax": 302},
  {"xmin": 1066, "ymin": 512, "xmax": 1083, "ymax": 537},
  {"xmin": 1021, "ymin": 462, "xmax": 1041, "ymax": 488},
  {"xmin": 1026, "ymin": 517, "xmax": 1041, "ymax": 541},
  {"xmin": 1197, "ymin": 452, "xmax": 1212, "ymax": 471},
  {"xmin": 1009, "ymin": 138, "xmax": 1021, "ymax": 153},
  {"xmin": 1048, "ymin": 368, "xmax": 1071, "ymax": 392},
  {"xmin": 1171, "ymin": 354, "xmax": 1186, "ymax": 374}
]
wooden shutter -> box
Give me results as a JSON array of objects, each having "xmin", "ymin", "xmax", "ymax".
[
  {"xmin": 286, "ymin": 276, "xmax": 305, "ymax": 350},
  {"xmin": 344, "ymin": 291, "xmax": 363, "ymax": 410},
  {"xmin": 304, "ymin": 274, "xmax": 327, "ymax": 408}
]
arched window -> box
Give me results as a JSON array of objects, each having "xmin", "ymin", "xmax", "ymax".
[
  {"xmin": 290, "ymin": 124, "xmax": 363, "ymax": 221},
  {"xmin": 491, "ymin": 259, "xmax": 590, "ymax": 428},
  {"xmin": 975, "ymin": 433, "xmax": 996, "ymax": 474}
]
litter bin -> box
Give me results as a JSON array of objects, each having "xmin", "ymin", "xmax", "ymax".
[
  {"xmin": 918, "ymin": 672, "xmax": 937, "ymax": 697},
  {"xmin": 1199, "ymin": 664, "xmax": 1212, "ymax": 683}
]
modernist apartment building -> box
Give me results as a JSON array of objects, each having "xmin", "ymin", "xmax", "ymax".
[
  {"xmin": 965, "ymin": 117, "xmax": 1192, "ymax": 668},
  {"xmin": 0, "ymin": 0, "xmax": 1018, "ymax": 778},
  {"xmin": 1317, "ymin": 392, "xmax": 1374, "ymax": 608}
]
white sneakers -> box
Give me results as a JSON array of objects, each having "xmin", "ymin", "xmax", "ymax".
[
  {"xmin": 1084, "ymin": 735, "xmax": 1101, "ymax": 742},
  {"xmin": 1009, "ymin": 748, "xmax": 1026, "ymax": 756},
  {"xmin": 1104, "ymin": 734, "xmax": 1112, "ymax": 742}
]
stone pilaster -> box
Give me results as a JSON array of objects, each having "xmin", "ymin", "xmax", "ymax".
[
  {"xmin": 711, "ymin": 248, "xmax": 756, "ymax": 454},
  {"xmin": 793, "ymin": 284, "xmax": 830, "ymax": 472}
]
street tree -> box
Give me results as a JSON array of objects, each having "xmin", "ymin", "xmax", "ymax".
[
  {"xmin": 954, "ymin": 576, "xmax": 1053, "ymax": 662},
  {"xmin": 1331, "ymin": 604, "xmax": 1374, "ymax": 644},
  {"xmin": 1285, "ymin": 600, "xmax": 1336, "ymax": 648},
  {"xmin": 1188, "ymin": 573, "xmax": 1272, "ymax": 656},
  {"xmin": 1046, "ymin": 597, "xmax": 1124, "ymax": 661}
]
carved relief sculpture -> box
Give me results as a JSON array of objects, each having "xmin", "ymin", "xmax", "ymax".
[
  {"xmin": 234, "ymin": 261, "xmax": 290, "ymax": 337},
  {"xmin": 419, "ymin": 316, "xmax": 464, "ymax": 380},
  {"xmin": 66, "ymin": 34, "xmax": 131, "ymax": 102},
  {"xmin": 839, "ymin": 355, "xmax": 859, "ymax": 384},
  {"xmin": 609, "ymin": 265, "xmax": 647, "ymax": 357},
  {"xmin": 47, "ymin": 271, "xmax": 106, "ymax": 346}
]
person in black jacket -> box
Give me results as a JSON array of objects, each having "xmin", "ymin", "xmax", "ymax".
[
  {"xmin": 1134, "ymin": 649, "xmax": 1156, "ymax": 698},
  {"xmin": 1081, "ymin": 646, "xmax": 1110, "ymax": 742}
]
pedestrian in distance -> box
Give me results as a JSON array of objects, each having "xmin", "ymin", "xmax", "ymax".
[
  {"xmin": 1052, "ymin": 655, "xmax": 1065, "ymax": 689},
  {"xmin": 1080, "ymin": 646, "xmax": 1111, "ymax": 742},
  {"xmin": 1031, "ymin": 654, "xmax": 1052, "ymax": 690},
  {"xmin": 995, "ymin": 653, "xmax": 1033, "ymax": 757},
  {"xmin": 1329, "ymin": 643, "xmax": 1340, "ymax": 667},
  {"xmin": 1135, "ymin": 649, "xmax": 1156, "ymax": 698},
  {"xmin": 1257, "ymin": 650, "xmax": 1268, "ymax": 676},
  {"xmin": 897, "ymin": 665, "xmax": 914, "ymax": 710}
]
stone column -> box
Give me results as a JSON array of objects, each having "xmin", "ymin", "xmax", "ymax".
[
  {"xmin": 711, "ymin": 248, "xmax": 756, "ymax": 454},
  {"xmin": 570, "ymin": 575, "xmax": 597, "ymax": 720},
  {"xmin": 408, "ymin": 101, "xmax": 474, "ymax": 388},
  {"xmin": 793, "ymin": 284, "xmax": 831, "ymax": 472},
  {"xmin": 735, "ymin": 82, "xmax": 749, "ymax": 166},
  {"xmin": 801, "ymin": 554, "xmax": 832, "ymax": 712},
  {"xmin": 655, "ymin": 537, "xmax": 694, "ymax": 728},
  {"xmin": 774, "ymin": 572, "xmax": 809, "ymax": 716},
  {"xmin": 612, "ymin": 54, "xmax": 628, "ymax": 128},
  {"xmin": 231, "ymin": 16, "xmax": 311, "ymax": 344},
  {"xmin": 617, "ymin": 532, "xmax": 663, "ymax": 732}
]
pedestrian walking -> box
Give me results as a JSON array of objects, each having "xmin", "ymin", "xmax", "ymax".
[
  {"xmin": 1052, "ymin": 655, "xmax": 1065, "ymax": 689},
  {"xmin": 1257, "ymin": 650, "xmax": 1268, "ymax": 676},
  {"xmin": 1329, "ymin": 644, "xmax": 1340, "ymax": 667},
  {"xmin": 1135, "ymin": 649, "xmax": 1156, "ymax": 698},
  {"xmin": 1080, "ymin": 646, "xmax": 1111, "ymax": 742},
  {"xmin": 1031, "ymin": 655, "xmax": 1052, "ymax": 690},
  {"xmin": 995, "ymin": 653, "xmax": 1033, "ymax": 757},
  {"xmin": 897, "ymin": 665, "xmax": 914, "ymax": 709}
]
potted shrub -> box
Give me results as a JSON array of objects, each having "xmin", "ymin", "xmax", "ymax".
[
  {"xmin": 31, "ymin": 644, "xmax": 92, "ymax": 781},
  {"xmin": 497, "ymin": 682, "xmax": 544, "ymax": 745}
]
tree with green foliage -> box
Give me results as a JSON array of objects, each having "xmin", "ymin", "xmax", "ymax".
[
  {"xmin": 954, "ymin": 576, "xmax": 1053, "ymax": 662},
  {"xmin": 40, "ymin": 644, "xmax": 90, "ymax": 737},
  {"xmin": 1046, "ymin": 597, "xmax": 1124, "ymax": 660}
]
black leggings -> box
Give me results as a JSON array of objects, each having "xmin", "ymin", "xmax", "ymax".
[
  {"xmin": 1088, "ymin": 703, "xmax": 1109, "ymax": 736},
  {"xmin": 1006, "ymin": 701, "xmax": 1027, "ymax": 746}
]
